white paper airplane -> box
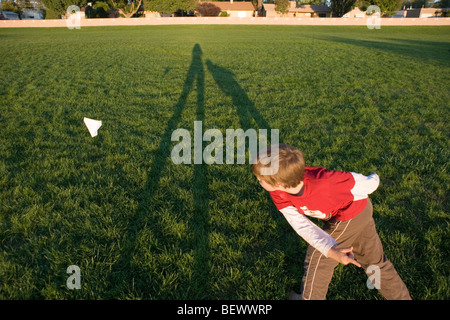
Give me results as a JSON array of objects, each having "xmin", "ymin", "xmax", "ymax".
[{"xmin": 83, "ymin": 117, "xmax": 102, "ymax": 137}]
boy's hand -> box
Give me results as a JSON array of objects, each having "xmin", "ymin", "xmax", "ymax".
[{"xmin": 327, "ymin": 246, "xmax": 362, "ymax": 268}]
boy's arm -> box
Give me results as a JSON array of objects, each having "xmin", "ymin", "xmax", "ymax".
[
  {"xmin": 350, "ymin": 172, "xmax": 380, "ymax": 200},
  {"xmin": 279, "ymin": 206, "xmax": 337, "ymax": 257},
  {"xmin": 280, "ymin": 206, "xmax": 361, "ymax": 267},
  {"xmin": 326, "ymin": 246, "xmax": 361, "ymax": 267}
]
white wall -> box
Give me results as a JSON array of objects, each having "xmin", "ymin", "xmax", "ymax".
[
  {"xmin": 1, "ymin": 16, "xmax": 449, "ymax": 28},
  {"xmin": 228, "ymin": 11, "xmax": 254, "ymax": 18}
]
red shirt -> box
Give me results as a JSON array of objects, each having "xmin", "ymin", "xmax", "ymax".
[{"xmin": 270, "ymin": 167, "xmax": 371, "ymax": 221}]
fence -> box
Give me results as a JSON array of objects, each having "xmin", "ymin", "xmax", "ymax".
[{"xmin": 1, "ymin": 16, "xmax": 450, "ymax": 28}]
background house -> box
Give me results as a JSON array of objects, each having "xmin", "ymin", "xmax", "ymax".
[
  {"xmin": 404, "ymin": 7, "xmax": 444, "ymax": 18},
  {"xmin": 198, "ymin": 1, "xmax": 255, "ymax": 18},
  {"xmin": 418, "ymin": 8, "xmax": 441, "ymax": 18},
  {"xmin": 343, "ymin": 7, "xmax": 366, "ymax": 18},
  {"xmin": 290, "ymin": 4, "xmax": 331, "ymax": 17},
  {"xmin": 264, "ymin": 2, "xmax": 331, "ymax": 18},
  {"xmin": 262, "ymin": 3, "xmax": 277, "ymax": 17},
  {"xmin": 392, "ymin": 9, "xmax": 407, "ymax": 18}
]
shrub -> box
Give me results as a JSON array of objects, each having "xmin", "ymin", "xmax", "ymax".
[
  {"xmin": 93, "ymin": 1, "xmax": 109, "ymax": 12},
  {"xmin": 85, "ymin": 4, "xmax": 109, "ymax": 18},
  {"xmin": 196, "ymin": 2, "xmax": 221, "ymax": 16}
]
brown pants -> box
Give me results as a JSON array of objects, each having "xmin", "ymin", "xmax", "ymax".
[{"xmin": 300, "ymin": 199, "xmax": 411, "ymax": 300}]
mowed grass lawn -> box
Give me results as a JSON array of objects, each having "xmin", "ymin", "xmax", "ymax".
[{"xmin": 0, "ymin": 25, "xmax": 449, "ymax": 300}]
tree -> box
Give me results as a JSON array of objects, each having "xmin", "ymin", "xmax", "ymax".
[
  {"xmin": 330, "ymin": 0, "xmax": 356, "ymax": 16},
  {"xmin": 274, "ymin": 0, "xmax": 290, "ymax": 15},
  {"xmin": 110, "ymin": 0, "xmax": 144, "ymax": 18},
  {"xmin": 401, "ymin": 0, "xmax": 435, "ymax": 8},
  {"xmin": 0, "ymin": 0, "xmax": 21, "ymax": 15},
  {"xmin": 300, "ymin": 0, "xmax": 328, "ymax": 4},
  {"xmin": 16, "ymin": 0, "xmax": 32, "ymax": 11},
  {"xmin": 144, "ymin": 0, "xmax": 198, "ymax": 15},
  {"xmin": 85, "ymin": 1, "xmax": 110, "ymax": 18},
  {"xmin": 339, "ymin": 0, "xmax": 402, "ymax": 16},
  {"xmin": 41, "ymin": 0, "xmax": 87, "ymax": 16},
  {"xmin": 433, "ymin": 0, "xmax": 450, "ymax": 7},
  {"xmin": 178, "ymin": 0, "xmax": 199, "ymax": 13},
  {"xmin": 369, "ymin": 0, "xmax": 402, "ymax": 15},
  {"xmin": 252, "ymin": 0, "xmax": 263, "ymax": 16},
  {"xmin": 196, "ymin": 2, "xmax": 221, "ymax": 16},
  {"xmin": 432, "ymin": 0, "xmax": 449, "ymax": 16},
  {"xmin": 354, "ymin": 0, "xmax": 371, "ymax": 10}
]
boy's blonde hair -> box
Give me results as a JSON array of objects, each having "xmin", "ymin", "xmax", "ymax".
[{"xmin": 251, "ymin": 143, "xmax": 305, "ymax": 188}]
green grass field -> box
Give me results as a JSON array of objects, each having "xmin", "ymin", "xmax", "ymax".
[{"xmin": 0, "ymin": 25, "xmax": 449, "ymax": 300}]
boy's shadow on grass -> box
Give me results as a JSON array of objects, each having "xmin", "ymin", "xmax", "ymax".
[
  {"xmin": 111, "ymin": 44, "xmax": 273, "ymax": 299},
  {"xmin": 205, "ymin": 59, "xmax": 270, "ymax": 131},
  {"xmin": 109, "ymin": 44, "xmax": 207, "ymax": 298}
]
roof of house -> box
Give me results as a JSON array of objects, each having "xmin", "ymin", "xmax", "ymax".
[
  {"xmin": 198, "ymin": 1, "xmax": 255, "ymax": 11},
  {"xmin": 263, "ymin": 4, "xmax": 276, "ymax": 11},
  {"xmin": 290, "ymin": 4, "xmax": 331, "ymax": 13},
  {"xmin": 264, "ymin": 3, "xmax": 331, "ymax": 13},
  {"xmin": 346, "ymin": 7, "xmax": 365, "ymax": 13},
  {"xmin": 343, "ymin": 7, "xmax": 366, "ymax": 16},
  {"xmin": 420, "ymin": 8, "xmax": 441, "ymax": 14}
]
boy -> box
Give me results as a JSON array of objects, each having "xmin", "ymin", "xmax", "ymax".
[{"xmin": 252, "ymin": 144, "xmax": 411, "ymax": 300}]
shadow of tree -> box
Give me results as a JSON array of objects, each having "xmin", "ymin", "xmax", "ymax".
[{"xmin": 307, "ymin": 34, "xmax": 450, "ymax": 64}]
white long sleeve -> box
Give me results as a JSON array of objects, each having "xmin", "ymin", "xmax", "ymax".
[
  {"xmin": 279, "ymin": 206, "xmax": 337, "ymax": 257},
  {"xmin": 350, "ymin": 172, "xmax": 380, "ymax": 201}
]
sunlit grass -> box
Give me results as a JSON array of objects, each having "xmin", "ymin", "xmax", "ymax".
[{"xmin": 0, "ymin": 25, "xmax": 448, "ymax": 299}]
